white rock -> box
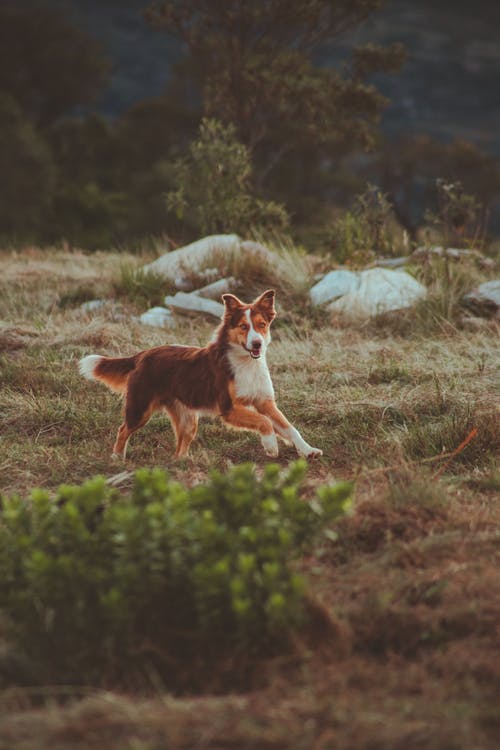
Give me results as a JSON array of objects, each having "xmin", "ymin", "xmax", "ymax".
[
  {"xmin": 327, "ymin": 268, "xmax": 427, "ymax": 320},
  {"xmin": 309, "ymin": 269, "xmax": 360, "ymax": 306},
  {"xmin": 463, "ymin": 279, "xmax": 500, "ymax": 315},
  {"xmin": 144, "ymin": 235, "xmax": 279, "ymax": 281},
  {"xmin": 144, "ymin": 235, "xmax": 240, "ymax": 279},
  {"xmin": 139, "ymin": 306, "xmax": 175, "ymax": 328},
  {"xmin": 239, "ymin": 240, "xmax": 276, "ymax": 264},
  {"xmin": 196, "ymin": 277, "xmax": 238, "ymax": 299},
  {"xmin": 80, "ymin": 299, "xmax": 108, "ymax": 312},
  {"xmin": 164, "ymin": 292, "xmax": 224, "ymax": 318}
]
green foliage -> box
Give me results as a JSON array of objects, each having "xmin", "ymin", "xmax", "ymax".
[
  {"xmin": 0, "ymin": 461, "xmax": 352, "ymax": 687},
  {"xmin": 148, "ymin": 1, "xmax": 404, "ymax": 219},
  {"xmin": 377, "ymin": 137, "xmax": 500, "ymax": 244},
  {"xmin": 325, "ymin": 184, "xmax": 399, "ymax": 264},
  {"xmin": 112, "ymin": 263, "xmax": 174, "ymax": 307},
  {"xmin": 0, "ymin": 95, "xmax": 56, "ymax": 242},
  {"xmin": 425, "ymin": 178, "xmax": 488, "ymax": 249},
  {"xmin": 403, "ymin": 404, "xmax": 498, "ymax": 468},
  {"xmin": 166, "ymin": 118, "xmax": 289, "ymax": 236}
]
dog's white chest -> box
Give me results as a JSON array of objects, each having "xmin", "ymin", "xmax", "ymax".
[{"xmin": 229, "ymin": 353, "xmax": 274, "ymax": 402}]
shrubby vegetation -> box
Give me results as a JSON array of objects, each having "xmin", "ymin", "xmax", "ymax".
[
  {"xmin": 2, "ymin": 1, "xmax": 498, "ymax": 253},
  {"xmin": 0, "ymin": 461, "xmax": 352, "ymax": 688}
]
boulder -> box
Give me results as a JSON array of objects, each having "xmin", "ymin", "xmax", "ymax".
[
  {"xmin": 163, "ymin": 291, "xmax": 224, "ymax": 318},
  {"xmin": 309, "ymin": 269, "xmax": 360, "ymax": 306},
  {"xmin": 139, "ymin": 306, "xmax": 175, "ymax": 328},
  {"xmin": 463, "ymin": 279, "xmax": 500, "ymax": 317},
  {"xmin": 144, "ymin": 235, "xmax": 276, "ymax": 281},
  {"xmin": 326, "ymin": 268, "xmax": 427, "ymax": 320},
  {"xmin": 196, "ymin": 277, "xmax": 238, "ymax": 299}
]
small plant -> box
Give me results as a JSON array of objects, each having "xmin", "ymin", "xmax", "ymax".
[
  {"xmin": 425, "ymin": 179, "xmax": 488, "ymax": 249},
  {"xmin": 112, "ymin": 263, "xmax": 173, "ymax": 308},
  {"xmin": 326, "ymin": 184, "xmax": 399, "ymax": 265},
  {"xmin": 403, "ymin": 404, "xmax": 498, "ymax": 469},
  {"xmin": 368, "ymin": 356, "xmax": 412, "ymax": 385},
  {"xmin": 0, "ymin": 461, "xmax": 352, "ymax": 689}
]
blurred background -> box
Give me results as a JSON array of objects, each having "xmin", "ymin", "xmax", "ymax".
[{"xmin": 1, "ymin": 0, "xmax": 499, "ymax": 253}]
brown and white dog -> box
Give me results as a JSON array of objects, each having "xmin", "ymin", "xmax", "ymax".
[{"xmin": 78, "ymin": 289, "xmax": 322, "ymax": 460}]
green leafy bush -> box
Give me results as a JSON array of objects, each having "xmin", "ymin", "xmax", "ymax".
[
  {"xmin": 166, "ymin": 118, "xmax": 289, "ymax": 236},
  {"xmin": 0, "ymin": 461, "xmax": 351, "ymax": 688},
  {"xmin": 326, "ymin": 184, "xmax": 400, "ymax": 265}
]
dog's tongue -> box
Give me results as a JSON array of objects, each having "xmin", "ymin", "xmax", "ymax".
[{"xmin": 251, "ymin": 348, "xmax": 261, "ymax": 358}]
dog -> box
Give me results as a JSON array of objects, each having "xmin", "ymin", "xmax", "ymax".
[{"xmin": 78, "ymin": 289, "xmax": 322, "ymax": 460}]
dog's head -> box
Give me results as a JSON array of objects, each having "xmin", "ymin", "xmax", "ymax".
[{"xmin": 221, "ymin": 289, "xmax": 276, "ymax": 359}]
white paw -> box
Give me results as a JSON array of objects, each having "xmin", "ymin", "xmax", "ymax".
[
  {"xmin": 306, "ymin": 447, "xmax": 323, "ymax": 460},
  {"xmin": 111, "ymin": 452, "xmax": 124, "ymax": 462},
  {"xmin": 261, "ymin": 433, "xmax": 279, "ymax": 458},
  {"xmin": 297, "ymin": 444, "xmax": 322, "ymax": 460}
]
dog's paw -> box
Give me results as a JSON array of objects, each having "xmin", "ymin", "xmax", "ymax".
[
  {"xmin": 306, "ymin": 447, "xmax": 323, "ymax": 460},
  {"xmin": 261, "ymin": 433, "xmax": 279, "ymax": 458},
  {"xmin": 111, "ymin": 452, "xmax": 124, "ymax": 462}
]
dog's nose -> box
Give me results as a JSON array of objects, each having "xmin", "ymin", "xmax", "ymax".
[{"xmin": 251, "ymin": 340, "xmax": 262, "ymax": 350}]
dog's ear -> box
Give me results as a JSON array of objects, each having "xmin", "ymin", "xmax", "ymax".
[
  {"xmin": 254, "ymin": 289, "xmax": 276, "ymax": 319},
  {"xmin": 222, "ymin": 293, "xmax": 245, "ymax": 315}
]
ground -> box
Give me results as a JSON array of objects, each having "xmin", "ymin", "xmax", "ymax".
[{"xmin": 0, "ymin": 247, "xmax": 499, "ymax": 749}]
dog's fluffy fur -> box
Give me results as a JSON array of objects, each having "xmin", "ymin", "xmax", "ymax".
[{"xmin": 78, "ymin": 289, "xmax": 322, "ymax": 460}]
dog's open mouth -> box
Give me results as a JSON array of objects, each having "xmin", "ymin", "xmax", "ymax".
[{"xmin": 243, "ymin": 344, "xmax": 262, "ymax": 359}]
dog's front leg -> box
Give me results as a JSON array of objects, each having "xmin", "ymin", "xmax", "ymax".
[
  {"xmin": 222, "ymin": 404, "xmax": 279, "ymax": 457},
  {"xmin": 255, "ymin": 399, "xmax": 322, "ymax": 459}
]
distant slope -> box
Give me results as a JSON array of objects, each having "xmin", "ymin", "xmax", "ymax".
[{"xmin": 13, "ymin": 0, "xmax": 500, "ymax": 157}]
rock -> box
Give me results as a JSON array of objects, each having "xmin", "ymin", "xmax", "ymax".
[
  {"xmin": 239, "ymin": 240, "xmax": 276, "ymax": 263},
  {"xmin": 460, "ymin": 315, "xmax": 495, "ymax": 331},
  {"xmin": 309, "ymin": 269, "xmax": 360, "ymax": 306},
  {"xmin": 373, "ymin": 256, "xmax": 409, "ymax": 268},
  {"xmin": 163, "ymin": 292, "xmax": 224, "ymax": 318},
  {"xmin": 143, "ymin": 235, "xmax": 240, "ymax": 279},
  {"xmin": 174, "ymin": 267, "xmax": 221, "ymax": 291},
  {"xmin": 327, "ymin": 268, "xmax": 427, "ymax": 320},
  {"xmin": 139, "ymin": 306, "xmax": 175, "ymax": 328},
  {"xmin": 411, "ymin": 245, "xmax": 495, "ymax": 270},
  {"xmin": 463, "ymin": 279, "xmax": 500, "ymax": 317},
  {"xmin": 80, "ymin": 299, "xmax": 108, "ymax": 312},
  {"xmin": 144, "ymin": 235, "xmax": 277, "ymax": 281},
  {"xmin": 196, "ymin": 277, "xmax": 238, "ymax": 299}
]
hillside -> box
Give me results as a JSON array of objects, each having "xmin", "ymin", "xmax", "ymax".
[{"xmin": 45, "ymin": 0, "xmax": 500, "ymax": 157}]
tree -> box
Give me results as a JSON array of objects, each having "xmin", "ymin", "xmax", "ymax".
[
  {"xmin": 0, "ymin": 96, "xmax": 56, "ymax": 242},
  {"xmin": 146, "ymin": 0, "xmax": 404, "ymax": 212},
  {"xmin": 0, "ymin": 5, "xmax": 110, "ymax": 128},
  {"xmin": 376, "ymin": 136, "xmax": 500, "ymax": 241}
]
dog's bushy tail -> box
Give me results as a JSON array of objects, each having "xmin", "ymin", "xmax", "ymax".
[{"xmin": 79, "ymin": 354, "xmax": 136, "ymax": 394}]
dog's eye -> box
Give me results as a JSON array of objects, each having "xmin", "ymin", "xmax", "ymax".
[
  {"xmin": 258, "ymin": 322, "xmax": 266, "ymax": 330},
  {"xmin": 239, "ymin": 324, "xmax": 248, "ymax": 332}
]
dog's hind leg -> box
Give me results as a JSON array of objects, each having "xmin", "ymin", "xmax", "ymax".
[
  {"xmin": 113, "ymin": 388, "xmax": 155, "ymax": 459},
  {"xmin": 165, "ymin": 401, "xmax": 199, "ymax": 458}
]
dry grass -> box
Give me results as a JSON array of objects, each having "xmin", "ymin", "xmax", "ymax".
[{"xmin": 0, "ymin": 247, "xmax": 499, "ymax": 749}]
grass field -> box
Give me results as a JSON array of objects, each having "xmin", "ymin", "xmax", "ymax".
[{"xmin": 0, "ymin": 247, "xmax": 499, "ymax": 749}]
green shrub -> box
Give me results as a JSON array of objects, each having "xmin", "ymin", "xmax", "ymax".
[
  {"xmin": 0, "ymin": 461, "xmax": 352, "ymax": 688},
  {"xmin": 325, "ymin": 184, "xmax": 401, "ymax": 265},
  {"xmin": 166, "ymin": 118, "xmax": 289, "ymax": 236},
  {"xmin": 112, "ymin": 263, "xmax": 174, "ymax": 308}
]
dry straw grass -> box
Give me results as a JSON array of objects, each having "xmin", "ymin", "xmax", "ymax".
[{"xmin": 0, "ymin": 246, "xmax": 499, "ymax": 749}]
